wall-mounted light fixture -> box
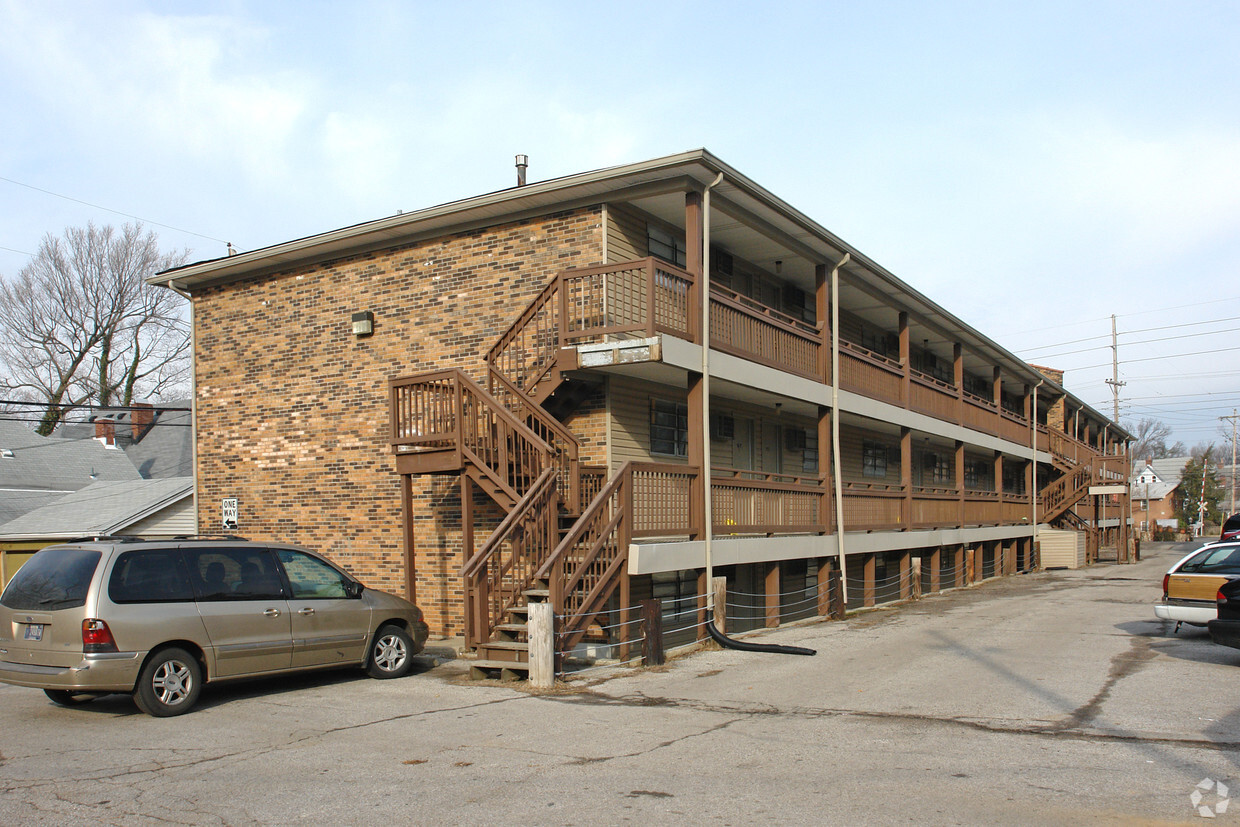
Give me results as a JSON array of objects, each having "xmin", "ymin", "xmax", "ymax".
[{"xmin": 351, "ymin": 311, "xmax": 374, "ymax": 337}]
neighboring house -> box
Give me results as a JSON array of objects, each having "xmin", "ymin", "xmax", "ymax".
[
  {"xmin": 152, "ymin": 149, "xmax": 1130, "ymax": 673},
  {"xmin": 0, "ymin": 417, "xmax": 146, "ymax": 582},
  {"xmin": 1130, "ymin": 456, "xmax": 1192, "ymax": 532},
  {"xmin": 0, "ymin": 478, "xmax": 194, "ymax": 587}
]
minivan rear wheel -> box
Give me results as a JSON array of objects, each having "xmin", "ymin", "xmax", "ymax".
[
  {"xmin": 133, "ymin": 647, "xmax": 202, "ymax": 717},
  {"xmin": 366, "ymin": 624, "xmax": 415, "ymax": 679},
  {"xmin": 44, "ymin": 689, "xmax": 96, "ymax": 707}
]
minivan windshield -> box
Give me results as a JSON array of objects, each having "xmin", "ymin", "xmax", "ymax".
[{"xmin": 1, "ymin": 547, "xmax": 102, "ymax": 611}]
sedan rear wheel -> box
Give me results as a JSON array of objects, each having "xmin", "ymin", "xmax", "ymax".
[{"xmin": 366, "ymin": 624, "xmax": 415, "ymax": 679}]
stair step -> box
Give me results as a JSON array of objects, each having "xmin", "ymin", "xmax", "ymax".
[
  {"xmin": 523, "ymin": 588, "xmax": 549, "ymax": 599},
  {"xmin": 469, "ymin": 659, "xmax": 531, "ymax": 681},
  {"xmin": 496, "ymin": 623, "xmax": 528, "ymax": 634},
  {"xmin": 478, "ymin": 640, "xmax": 529, "ymax": 651}
]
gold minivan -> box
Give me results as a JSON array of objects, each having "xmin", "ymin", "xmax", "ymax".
[
  {"xmin": 0, "ymin": 538, "xmax": 429, "ymax": 716},
  {"xmin": 1155, "ymin": 541, "xmax": 1240, "ymax": 630}
]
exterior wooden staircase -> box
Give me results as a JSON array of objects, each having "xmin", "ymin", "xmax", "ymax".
[{"xmin": 390, "ymin": 260, "xmax": 697, "ymax": 679}]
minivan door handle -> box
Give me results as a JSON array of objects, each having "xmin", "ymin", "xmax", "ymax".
[
  {"xmin": 298, "ymin": 607, "xmax": 315, "ymax": 616},
  {"xmin": 263, "ymin": 608, "xmax": 281, "ymax": 618}
]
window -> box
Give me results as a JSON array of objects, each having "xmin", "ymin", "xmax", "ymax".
[
  {"xmin": 109, "ymin": 550, "xmax": 195, "ymax": 604},
  {"xmin": 651, "ymin": 399, "xmax": 688, "ymax": 457},
  {"xmin": 2, "ymin": 547, "xmax": 101, "ymax": 611},
  {"xmin": 277, "ymin": 549, "xmax": 351, "ymax": 599},
  {"xmin": 803, "ymin": 430, "xmax": 819, "ymax": 474},
  {"xmin": 186, "ymin": 547, "xmax": 286, "ymax": 601},
  {"xmin": 925, "ymin": 453, "xmax": 953, "ymax": 486},
  {"xmin": 862, "ymin": 441, "xmax": 888, "ymax": 478},
  {"xmin": 965, "ymin": 459, "xmax": 992, "ymax": 490},
  {"xmin": 647, "ymin": 224, "xmax": 686, "ymax": 267},
  {"xmin": 1003, "ymin": 464, "xmax": 1025, "ymax": 495}
]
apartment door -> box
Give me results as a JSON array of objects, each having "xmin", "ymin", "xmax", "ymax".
[{"xmin": 731, "ymin": 418, "xmax": 756, "ymax": 529}]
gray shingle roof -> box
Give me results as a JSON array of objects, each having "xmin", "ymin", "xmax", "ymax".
[
  {"xmin": 0, "ymin": 419, "xmax": 143, "ymax": 491},
  {"xmin": 0, "ymin": 477, "xmax": 192, "ymax": 539}
]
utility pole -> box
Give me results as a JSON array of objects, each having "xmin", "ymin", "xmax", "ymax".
[
  {"xmin": 1222, "ymin": 408, "xmax": 1239, "ymax": 514},
  {"xmin": 1105, "ymin": 314, "xmax": 1125, "ymax": 424}
]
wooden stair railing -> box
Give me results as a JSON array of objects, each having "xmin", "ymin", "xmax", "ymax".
[
  {"xmin": 539, "ymin": 461, "xmax": 700, "ymax": 656},
  {"xmin": 460, "ymin": 467, "xmax": 560, "ymax": 650},
  {"xmin": 1041, "ymin": 466, "xmax": 1092, "ymax": 523},
  {"xmin": 389, "ymin": 368, "xmax": 552, "ymax": 506}
]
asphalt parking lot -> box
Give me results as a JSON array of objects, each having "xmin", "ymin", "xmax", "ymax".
[{"xmin": 1, "ymin": 540, "xmax": 1237, "ymax": 825}]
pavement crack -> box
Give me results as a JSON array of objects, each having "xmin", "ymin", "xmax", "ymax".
[{"xmin": 1045, "ymin": 635, "xmax": 1157, "ymax": 732}]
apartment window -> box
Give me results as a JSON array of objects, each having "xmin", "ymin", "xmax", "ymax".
[
  {"xmin": 963, "ymin": 373, "xmax": 991, "ymax": 399},
  {"xmin": 651, "ymin": 399, "xmax": 688, "ymax": 457},
  {"xmin": 647, "ymin": 225, "xmax": 686, "ymax": 267},
  {"xmin": 965, "ymin": 459, "xmax": 993, "ymax": 490},
  {"xmin": 862, "ymin": 440, "xmax": 888, "ymax": 478},
  {"xmin": 1003, "ymin": 464, "xmax": 1025, "ymax": 495},
  {"xmin": 926, "ymin": 453, "xmax": 953, "ymax": 486},
  {"xmin": 802, "ymin": 431, "xmax": 819, "ymax": 474}
]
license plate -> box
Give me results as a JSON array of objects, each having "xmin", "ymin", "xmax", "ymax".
[{"xmin": 24, "ymin": 624, "xmax": 43, "ymax": 641}]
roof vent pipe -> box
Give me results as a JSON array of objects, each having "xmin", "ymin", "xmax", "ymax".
[{"xmin": 515, "ymin": 154, "xmax": 529, "ymax": 186}]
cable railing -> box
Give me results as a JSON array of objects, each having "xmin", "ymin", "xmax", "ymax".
[{"xmin": 550, "ymin": 546, "xmax": 1040, "ymax": 677}]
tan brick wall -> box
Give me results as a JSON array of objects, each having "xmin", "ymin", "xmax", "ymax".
[{"xmin": 192, "ymin": 208, "xmax": 604, "ymax": 637}]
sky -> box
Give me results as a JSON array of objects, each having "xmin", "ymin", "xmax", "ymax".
[{"xmin": 1, "ymin": 0, "xmax": 1237, "ymax": 455}]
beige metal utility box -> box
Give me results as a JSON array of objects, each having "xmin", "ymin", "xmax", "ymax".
[{"xmin": 1039, "ymin": 529, "xmax": 1087, "ymax": 569}]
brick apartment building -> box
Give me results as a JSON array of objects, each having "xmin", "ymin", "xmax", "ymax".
[{"xmin": 154, "ymin": 150, "xmax": 1130, "ymax": 674}]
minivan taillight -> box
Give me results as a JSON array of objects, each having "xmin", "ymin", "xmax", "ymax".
[
  {"xmin": 1219, "ymin": 589, "xmax": 1229, "ymax": 604},
  {"xmin": 1162, "ymin": 573, "xmax": 1170, "ymax": 597},
  {"xmin": 82, "ymin": 619, "xmax": 118, "ymax": 653}
]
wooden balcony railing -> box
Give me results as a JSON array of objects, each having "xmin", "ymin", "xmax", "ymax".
[
  {"xmin": 839, "ymin": 341, "xmax": 903, "ymax": 405},
  {"xmin": 711, "ymin": 467, "xmax": 827, "ymax": 534},
  {"xmin": 841, "ymin": 481, "xmax": 904, "ymax": 530},
  {"xmin": 708, "ymin": 285, "xmax": 820, "ymax": 381}
]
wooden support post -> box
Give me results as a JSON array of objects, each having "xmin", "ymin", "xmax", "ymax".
[
  {"xmin": 712, "ymin": 576, "xmax": 728, "ymax": 635},
  {"xmin": 911, "ymin": 554, "xmax": 922, "ymax": 599},
  {"xmin": 966, "ymin": 545, "xmax": 976, "ymax": 584},
  {"xmin": 401, "ymin": 474, "xmax": 416, "ymax": 605},
  {"xmin": 685, "ymin": 192, "xmax": 703, "ymax": 337},
  {"xmin": 929, "ymin": 548, "xmax": 941, "ymax": 593},
  {"xmin": 899, "ymin": 311, "xmax": 910, "ymax": 406},
  {"xmin": 697, "ymin": 569, "xmax": 709, "ymax": 633},
  {"xmin": 955, "ymin": 440, "xmax": 965, "ymax": 527},
  {"xmin": 899, "ymin": 552, "xmax": 911, "ymax": 600},
  {"xmin": 955, "ymin": 546, "xmax": 965, "ymax": 588},
  {"xmin": 765, "ymin": 562, "xmax": 780, "ymax": 628},
  {"xmin": 527, "ymin": 602, "xmax": 555, "ymax": 689},
  {"xmin": 816, "ymin": 558, "xmax": 834, "ymax": 616},
  {"xmin": 818, "ymin": 406, "xmax": 833, "ymax": 533},
  {"xmin": 828, "ymin": 566, "xmax": 845, "ymax": 619},
  {"xmin": 901, "ymin": 427, "xmax": 912, "ymax": 529},
  {"xmin": 953, "ymin": 343, "xmax": 963, "ymax": 425},
  {"xmin": 687, "ymin": 372, "xmax": 705, "ymax": 541},
  {"xmin": 816, "ymin": 263, "xmax": 830, "ymax": 384},
  {"xmin": 863, "ymin": 554, "xmax": 876, "ymax": 607},
  {"xmin": 618, "ymin": 571, "xmax": 632, "ymax": 661},
  {"xmin": 640, "ymin": 599, "xmax": 664, "ymax": 667}
]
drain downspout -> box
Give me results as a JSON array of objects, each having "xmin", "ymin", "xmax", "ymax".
[
  {"xmin": 700, "ymin": 170, "xmax": 815, "ymax": 657},
  {"xmin": 166, "ymin": 278, "xmax": 200, "ymax": 534},
  {"xmin": 831, "ymin": 253, "xmax": 851, "ymax": 603},
  {"xmin": 1032, "ymin": 379, "xmax": 1044, "ymax": 556},
  {"xmin": 702, "ymin": 171, "xmax": 723, "ymax": 613}
]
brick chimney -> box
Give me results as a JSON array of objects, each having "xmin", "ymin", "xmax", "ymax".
[
  {"xmin": 95, "ymin": 419, "xmax": 116, "ymax": 447},
  {"xmin": 130, "ymin": 403, "xmax": 154, "ymax": 441},
  {"xmin": 1029, "ymin": 364, "xmax": 1065, "ymax": 433}
]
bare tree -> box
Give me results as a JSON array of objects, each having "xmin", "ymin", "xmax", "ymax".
[
  {"xmin": 1125, "ymin": 417, "xmax": 1175, "ymax": 462},
  {"xmin": 0, "ymin": 222, "xmax": 190, "ymax": 434}
]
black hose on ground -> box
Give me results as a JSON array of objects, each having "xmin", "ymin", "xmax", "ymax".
[{"xmin": 706, "ymin": 620, "xmax": 816, "ymax": 656}]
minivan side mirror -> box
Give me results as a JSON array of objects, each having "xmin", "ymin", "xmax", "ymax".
[{"xmin": 346, "ymin": 580, "xmax": 365, "ymax": 599}]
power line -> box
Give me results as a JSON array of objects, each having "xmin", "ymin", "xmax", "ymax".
[
  {"xmin": 1072, "ymin": 344, "xmax": 1240, "ymax": 371},
  {"xmin": 1023, "ymin": 325, "xmax": 1238, "ymax": 360},
  {"xmin": 0, "ymin": 175, "xmax": 230, "ymax": 247},
  {"xmin": 1008, "ymin": 297, "xmax": 1240, "ymax": 337},
  {"xmin": 1019, "ymin": 315, "xmax": 1240, "ymax": 356},
  {"xmin": 0, "ymin": 244, "xmax": 36, "ymax": 257}
]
